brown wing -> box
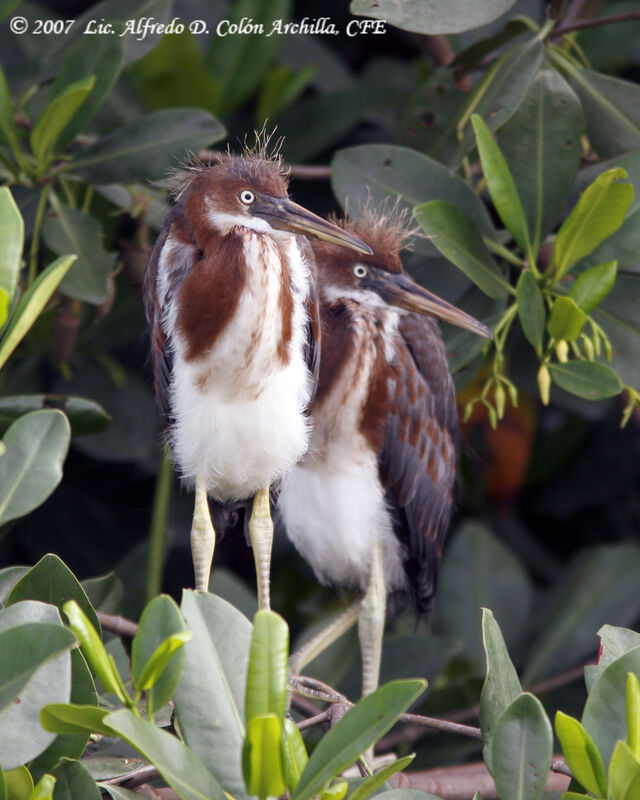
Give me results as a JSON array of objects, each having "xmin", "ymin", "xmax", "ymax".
[{"xmin": 379, "ymin": 313, "xmax": 458, "ymax": 613}]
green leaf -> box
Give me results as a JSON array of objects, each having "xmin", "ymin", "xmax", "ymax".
[
  {"xmin": 103, "ymin": 709, "xmax": 227, "ymax": 800},
  {"xmin": 331, "ymin": 144, "xmax": 494, "ymax": 258},
  {"xmin": 628, "ymin": 672, "xmax": 640, "ymax": 758},
  {"xmin": 69, "ymin": 109, "xmax": 225, "ymax": 184},
  {"xmin": 42, "ymin": 203, "xmax": 114, "ymax": 306},
  {"xmin": 0, "ymin": 62, "xmax": 23, "ymax": 166},
  {"xmin": 62, "ymin": 600, "xmax": 129, "ymax": 706},
  {"xmin": 548, "ymin": 361, "xmax": 622, "ymax": 400},
  {"xmin": 587, "ymin": 626, "xmax": 640, "ymax": 691},
  {"xmin": 569, "ymin": 261, "xmax": 617, "ymax": 314},
  {"xmin": 174, "ymin": 591, "xmax": 252, "ymax": 800},
  {"xmin": 50, "ymin": 759, "xmax": 100, "ymax": 800},
  {"xmin": 553, "ymin": 168, "xmax": 633, "ymax": 280},
  {"xmin": 414, "ymin": 201, "xmax": 509, "ymax": 299},
  {"xmin": 0, "ymin": 187, "xmax": 23, "ymax": 303},
  {"xmin": 242, "ymin": 713, "xmax": 286, "ymax": 798},
  {"xmin": 0, "ymin": 601, "xmax": 72, "ymax": 770},
  {"xmin": 131, "ymin": 594, "xmax": 188, "ymax": 716},
  {"xmin": 0, "ymin": 395, "xmax": 110, "ymax": 438},
  {"xmin": 0, "ymin": 254, "xmax": 75, "ymax": 371},
  {"xmin": 479, "ymin": 608, "xmax": 522, "ymax": 768},
  {"xmin": 0, "ymin": 410, "xmax": 70, "ymax": 527},
  {"xmin": 81, "ymin": 573, "xmax": 123, "ymax": 615},
  {"xmin": 349, "ymin": 755, "xmax": 415, "ymax": 800},
  {"xmin": 349, "ymin": 0, "xmax": 518, "ymax": 34},
  {"xmin": 27, "ymin": 774, "xmax": 55, "ymax": 800},
  {"xmin": 281, "ymin": 718, "xmax": 308, "ymax": 794},
  {"xmin": 30, "ymin": 77, "xmax": 95, "ymax": 172},
  {"xmin": 523, "ymin": 544, "xmax": 640, "ymax": 685},
  {"xmin": 291, "ymin": 680, "xmax": 426, "ymax": 800},
  {"xmin": 245, "ymin": 610, "xmax": 289, "ymax": 725},
  {"xmin": 4, "ymin": 766, "xmax": 33, "ymax": 800},
  {"xmin": 471, "ymin": 114, "xmax": 530, "ymax": 255},
  {"xmin": 40, "ymin": 703, "xmax": 111, "ymax": 737},
  {"xmin": 547, "ymin": 297, "xmax": 589, "ymax": 342},
  {"xmin": 7, "ymin": 554, "xmax": 100, "ymax": 633},
  {"xmin": 435, "ymin": 521, "xmax": 533, "ymax": 671},
  {"xmin": 491, "ymin": 693, "xmax": 552, "ymax": 800},
  {"xmin": 499, "ymin": 68, "xmax": 584, "ymax": 255},
  {"xmin": 49, "ymin": 37, "xmax": 124, "ymax": 152},
  {"xmin": 516, "ymin": 271, "xmax": 545, "ymax": 351},
  {"xmin": 554, "ymin": 711, "xmax": 607, "ymax": 798},
  {"xmin": 609, "ymin": 740, "xmax": 640, "ymax": 800},
  {"xmin": 593, "ymin": 273, "xmax": 640, "ymax": 387}
]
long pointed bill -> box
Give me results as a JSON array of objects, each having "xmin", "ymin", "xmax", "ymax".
[
  {"xmin": 365, "ymin": 270, "xmax": 493, "ymax": 338},
  {"xmin": 252, "ymin": 195, "xmax": 373, "ymax": 255}
]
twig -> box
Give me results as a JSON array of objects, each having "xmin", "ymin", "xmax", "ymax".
[
  {"xmin": 551, "ymin": 9, "xmax": 640, "ymax": 37},
  {"xmin": 297, "ymin": 709, "xmax": 333, "ymax": 731},
  {"xmin": 97, "ymin": 611, "xmax": 138, "ymax": 638},
  {"xmin": 552, "ymin": 758, "xmax": 573, "ymax": 778},
  {"xmin": 289, "ymin": 675, "xmax": 349, "ymax": 704},
  {"xmin": 399, "ymin": 712, "xmax": 482, "ymax": 740}
]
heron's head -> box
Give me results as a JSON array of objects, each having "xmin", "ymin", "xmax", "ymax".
[
  {"xmin": 174, "ymin": 153, "xmax": 372, "ymax": 255},
  {"xmin": 312, "ymin": 206, "xmax": 492, "ymax": 338}
]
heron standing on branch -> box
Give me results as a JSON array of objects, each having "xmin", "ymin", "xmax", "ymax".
[
  {"xmin": 143, "ymin": 146, "xmax": 371, "ymax": 607},
  {"xmin": 279, "ymin": 208, "xmax": 492, "ymax": 695}
]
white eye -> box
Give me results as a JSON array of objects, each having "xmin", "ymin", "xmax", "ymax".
[
  {"xmin": 352, "ymin": 264, "xmax": 368, "ymax": 278},
  {"xmin": 239, "ymin": 190, "xmax": 255, "ymax": 205}
]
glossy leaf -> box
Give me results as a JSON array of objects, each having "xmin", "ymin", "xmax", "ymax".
[
  {"xmin": 49, "ymin": 36, "xmax": 124, "ymax": 151},
  {"xmin": 0, "ymin": 601, "xmax": 72, "ymax": 770},
  {"xmin": 331, "ymin": 144, "xmax": 494, "ymax": 258},
  {"xmin": 553, "ymin": 168, "xmax": 633, "ymax": 280},
  {"xmin": 569, "ymin": 261, "xmax": 617, "ymax": 314},
  {"xmin": 609, "ymin": 740, "xmax": 640, "ymax": 800},
  {"xmin": 350, "ymin": 0, "xmax": 517, "ymax": 34},
  {"xmin": 452, "ymin": 37, "xmax": 545, "ymax": 165},
  {"xmin": 30, "ymin": 77, "xmax": 95, "ymax": 171},
  {"xmin": 0, "ymin": 254, "xmax": 75, "ymax": 372},
  {"xmin": 0, "ymin": 623, "xmax": 74, "ymax": 712},
  {"xmin": 0, "ymin": 187, "xmax": 23, "ymax": 304},
  {"xmin": 0, "ymin": 567, "xmax": 28, "ymax": 604},
  {"xmin": 42, "ymin": 204, "xmax": 113, "ymax": 306},
  {"xmin": 69, "ymin": 109, "xmax": 225, "ymax": 184},
  {"xmin": 103, "ymin": 709, "xmax": 227, "ymax": 800},
  {"xmin": 471, "ymin": 114, "xmax": 530, "ymax": 255},
  {"xmin": 40, "ymin": 703, "xmax": 111, "ymax": 737},
  {"xmin": 291, "ymin": 680, "xmax": 426, "ymax": 800},
  {"xmin": 491, "ymin": 693, "xmax": 552, "ymax": 800},
  {"xmin": 516, "ymin": 270, "xmax": 545, "ymax": 351},
  {"xmin": 548, "ymin": 361, "xmax": 622, "ymax": 400},
  {"xmin": 628, "ymin": 673, "xmax": 640, "ymax": 758},
  {"xmin": 414, "ymin": 201, "xmax": 509, "ymax": 299},
  {"xmin": 81, "ymin": 573, "xmax": 123, "ymax": 616},
  {"xmin": 281, "ymin": 718, "xmax": 308, "ymax": 793},
  {"xmin": 349, "ymin": 755, "xmax": 415, "ymax": 800},
  {"xmin": 499, "ymin": 68, "xmax": 584, "ymax": 253},
  {"xmin": 131, "ymin": 594, "xmax": 188, "ymax": 716},
  {"xmin": 0, "ymin": 395, "xmax": 110, "ymax": 438},
  {"xmin": 586, "ymin": 626, "xmax": 640, "ymax": 691},
  {"xmin": 547, "ymin": 297, "xmax": 588, "ymax": 342},
  {"xmin": 0, "ymin": 411, "xmax": 70, "ymax": 527},
  {"xmin": 242, "ymin": 713, "xmax": 286, "ymax": 798},
  {"xmin": 593, "ymin": 273, "xmax": 640, "ymax": 387},
  {"xmin": 554, "ymin": 711, "xmax": 607, "ymax": 798},
  {"xmin": 0, "ymin": 62, "xmax": 19, "ymax": 153},
  {"xmin": 523, "ymin": 545, "xmax": 640, "ymax": 685},
  {"xmin": 4, "ymin": 766, "xmax": 33, "ymax": 800},
  {"xmin": 62, "ymin": 600, "xmax": 129, "ymax": 706},
  {"xmin": 50, "ymin": 759, "xmax": 100, "ymax": 800},
  {"xmin": 479, "ymin": 608, "xmax": 522, "ymax": 767},
  {"xmin": 174, "ymin": 591, "xmax": 251, "ymax": 799},
  {"xmin": 7, "ymin": 554, "xmax": 100, "ymax": 633},
  {"xmin": 27, "ymin": 774, "xmax": 55, "ymax": 800},
  {"xmin": 245, "ymin": 609, "xmax": 289, "ymax": 725}
]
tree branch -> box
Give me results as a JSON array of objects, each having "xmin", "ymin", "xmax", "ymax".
[
  {"xmin": 551, "ymin": 9, "xmax": 640, "ymax": 37},
  {"xmin": 97, "ymin": 611, "xmax": 138, "ymax": 638}
]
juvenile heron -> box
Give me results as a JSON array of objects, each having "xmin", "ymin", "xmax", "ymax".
[
  {"xmin": 278, "ymin": 208, "xmax": 491, "ymax": 695},
  {"xmin": 143, "ymin": 149, "xmax": 370, "ymax": 607}
]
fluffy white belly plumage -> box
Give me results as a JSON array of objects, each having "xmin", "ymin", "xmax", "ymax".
[{"xmin": 168, "ymin": 232, "xmax": 312, "ymax": 501}]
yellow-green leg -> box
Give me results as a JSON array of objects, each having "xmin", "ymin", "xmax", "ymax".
[
  {"xmin": 289, "ymin": 601, "xmax": 362, "ymax": 677},
  {"xmin": 190, "ymin": 481, "xmax": 215, "ymax": 592},
  {"xmin": 249, "ymin": 487, "xmax": 274, "ymax": 610},
  {"xmin": 359, "ymin": 537, "xmax": 386, "ymax": 697}
]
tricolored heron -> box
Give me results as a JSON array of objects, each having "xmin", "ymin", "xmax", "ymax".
[
  {"xmin": 278, "ymin": 208, "xmax": 492, "ymax": 696},
  {"xmin": 142, "ymin": 148, "xmax": 371, "ymax": 607}
]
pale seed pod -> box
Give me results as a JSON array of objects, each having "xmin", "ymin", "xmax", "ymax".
[
  {"xmin": 581, "ymin": 334, "xmax": 595, "ymax": 361},
  {"xmin": 555, "ymin": 340, "xmax": 569, "ymax": 363},
  {"xmin": 538, "ymin": 365, "xmax": 551, "ymax": 405},
  {"xmin": 495, "ymin": 383, "xmax": 506, "ymax": 419}
]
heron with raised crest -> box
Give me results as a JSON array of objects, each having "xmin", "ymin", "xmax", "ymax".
[
  {"xmin": 279, "ymin": 207, "xmax": 492, "ymax": 696},
  {"xmin": 143, "ymin": 146, "xmax": 371, "ymax": 608}
]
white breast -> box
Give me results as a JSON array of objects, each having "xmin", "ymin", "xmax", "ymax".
[
  {"xmin": 167, "ymin": 231, "xmax": 312, "ymax": 501},
  {"xmin": 277, "ymin": 306, "xmax": 407, "ymax": 592}
]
